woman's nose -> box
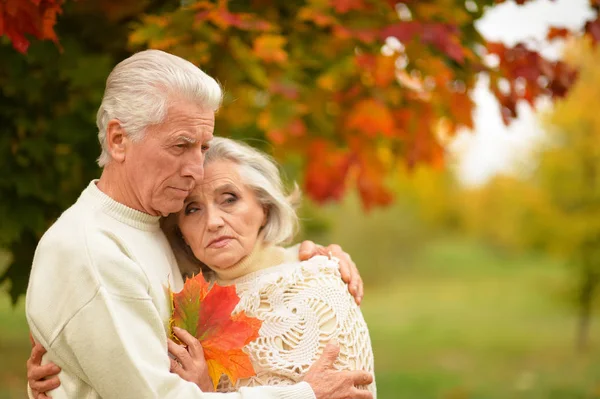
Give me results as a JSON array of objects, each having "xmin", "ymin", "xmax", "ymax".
[{"xmin": 206, "ymin": 210, "xmax": 225, "ymax": 231}]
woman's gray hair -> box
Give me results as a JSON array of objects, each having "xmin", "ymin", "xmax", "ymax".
[
  {"xmin": 96, "ymin": 49, "xmax": 222, "ymax": 167},
  {"xmin": 206, "ymin": 137, "xmax": 301, "ymax": 246},
  {"xmin": 161, "ymin": 137, "xmax": 301, "ymax": 278}
]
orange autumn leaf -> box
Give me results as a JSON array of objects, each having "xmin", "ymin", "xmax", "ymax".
[
  {"xmin": 170, "ymin": 274, "xmax": 262, "ymax": 389},
  {"xmin": 304, "ymin": 140, "xmax": 353, "ymax": 203},
  {"xmin": 346, "ymin": 99, "xmax": 397, "ymax": 138},
  {"xmin": 253, "ymin": 34, "xmax": 288, "ymax": 63}
]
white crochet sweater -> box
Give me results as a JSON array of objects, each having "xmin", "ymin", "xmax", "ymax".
[{"xmin": 214, "ymin": 251, "xmax": 376, "ymax": 397}]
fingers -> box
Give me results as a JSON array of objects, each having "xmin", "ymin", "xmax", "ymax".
[
  {"xmin": 348, "ymin": 370, "xmax": 374, "ymax": 386},
  {"xmin": 170, "ymin": 358, "xmax": 183, "ymax": 375},
  {"xmin": 167, "ymin": 339, "xmax": 191, "ymax": 368},
  {"xmin": 29, "ymin": 343, "xmax": 47, "ymax": 365},
  {"xmin": 327, "ymin": 244, "xmax": 349, "ymax": 277},
  {"xmin": 325, "ymin": 244, "xmax": 364, "ymax": 305},
  {"xmin": 351, "ymin": 387, "xmax": 374, "ymax": 399},
  {"xmin": 298, "ymin": 240, "xmax": 318, "ymax": 260},
  {"xmin": 173, "ymin": 327, "xmax": 204, "ymax": 360},
  {"xmin": 347, "ymin": 260, "xmax": 363, "ymax": 305},
  {"xmin": 28, "ymin": 362, "xmax": 60, "ymax": 382},
  {"xmin": 356, "ymin": 274, "xmax": 364, "ymax": 305},
  {"xmin": 29, "ymin": 331, "xmax": 35, "ymax": 347},
  {"xmin": 30, "ymin": 377, "xmax": 60, "ymax": 394},
  {"xmin": 315, "ymin": 341, "xmax": 340, "ymax": 369}
]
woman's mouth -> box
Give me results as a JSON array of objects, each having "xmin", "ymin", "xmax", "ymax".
[{"xmin": 207, "ymin": 236, "xmax": 233, "ymax": 248}]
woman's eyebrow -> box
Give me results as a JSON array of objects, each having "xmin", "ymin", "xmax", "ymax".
[
  {"xmin": 216, "ymin": 183, "xmax": 239, "ymax": 193},
  {"xmin": 183, "ymin": 195, "xmax": 199, "ymax": 204}
]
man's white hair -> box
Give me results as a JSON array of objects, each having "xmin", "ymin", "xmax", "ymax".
[{"xmin": 96, "ymin": 49, "xmax": 222, "ymax": 167}]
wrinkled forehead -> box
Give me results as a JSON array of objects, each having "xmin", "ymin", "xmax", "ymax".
[
  {"xmin": 152, "ymin": 100, "xmax": 215, "ymax": 140},
  {"xmin": 188, "ymin": 161, "xmax": 244, "ymax": 199}
]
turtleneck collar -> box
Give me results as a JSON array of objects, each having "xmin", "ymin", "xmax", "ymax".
[
  {"xmin": 81, "ymin": 180, "xmax": 161, "ymax": 231},
  {"xmin": 214, "ymin": 240, "xmax": 286, "ymax": 284}
]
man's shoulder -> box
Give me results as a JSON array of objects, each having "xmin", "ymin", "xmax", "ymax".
[{"xmin": 37, "ymin": 198, "xmax": 125, "ymax": 256}]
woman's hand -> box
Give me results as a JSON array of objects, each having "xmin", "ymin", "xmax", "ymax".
[
  {"xmin": 168, "ymin": 327, "xmax": 214, "ymax": 392},
  {"xmin": 27, "ymin": 335, "xmax": 61, "ymax": 398},
  {"xmin": 299, "ymin": 241, "xmax": 364, "ymax": 305},
  {"xmin": 303, "ymin": 341, "xmax": 373, "ymax": 399}
]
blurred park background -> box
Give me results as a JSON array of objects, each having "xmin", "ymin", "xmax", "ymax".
[{"xmin": 2, "ymin": 0, "xmax": 600, "ymax": 398}]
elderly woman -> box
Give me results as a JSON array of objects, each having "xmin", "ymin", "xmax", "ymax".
[
  {"xmin": 163, "ymin": 137, "xmax": 376, "ymax": 395},
  {"xmin": 29, "ymin": 136, "xmax": 376, "ymax": 397}
]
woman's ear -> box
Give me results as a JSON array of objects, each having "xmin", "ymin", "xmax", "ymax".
[
  {"xmin": 106, "ymin": 119, "xmax": 128, "ymax": 162},
  {"xmin": 261, "ymin": 205, "xmax": 268, "ymax": 227}
]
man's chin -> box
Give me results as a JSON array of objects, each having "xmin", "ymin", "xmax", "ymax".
[{"xmin": 158, "ymin": 199, "xmax": 185, "ymax": 217}]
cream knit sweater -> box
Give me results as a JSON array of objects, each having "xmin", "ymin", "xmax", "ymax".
[
  {"xmin": 25, "ymin": 180, "xmax": 314, "ymax": 399},
  {"xmin": 213, "ymin": 245, "xmax": 377, "ymax": 397}
]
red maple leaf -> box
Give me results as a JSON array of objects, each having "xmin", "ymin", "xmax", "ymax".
[
  {"xmin": 170, "ymin": 274, "xmax": 262, "ymax": 389},
  {"xmin": 0, "ymin": 0, "xmax": 63, "ymax": 53}
]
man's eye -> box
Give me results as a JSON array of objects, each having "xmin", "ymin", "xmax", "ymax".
[
  {"xmin": 201, "ymin": 145, "xmax": 210, "ymax": 152},
  {"xmin": 175, "ymin": 143, "xmax": 187, "ymax": 149}
]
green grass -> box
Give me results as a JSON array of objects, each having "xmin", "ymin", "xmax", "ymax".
[
  {"xmin": 1, "ymin": 238, "xmax": 599, "ymax": 398},
  {"xmin": 361, "ymin": 238, "xmax": 600, "ymax": 399}
]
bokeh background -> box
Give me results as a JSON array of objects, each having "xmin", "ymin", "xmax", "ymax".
[{"xmin": 2, "ymin": 0, "xmax": 600, "ymax": 398}]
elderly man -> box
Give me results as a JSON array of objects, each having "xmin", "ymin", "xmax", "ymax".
[{"xmin": 25, "ymin": 49, "xmax": 372, "ymax": 399}]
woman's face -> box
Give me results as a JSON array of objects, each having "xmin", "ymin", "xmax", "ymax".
[{"xmin": 177, "ymin": 160, "xmax": 266, "ymax": 271}]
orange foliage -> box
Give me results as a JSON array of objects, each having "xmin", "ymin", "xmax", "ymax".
[
  {"xmin": 4, "ymin": 0, "xmax": 600, "ymax": 209},
  {"xmin": 171, "ymin": 274, "xmax": 262, "ymax": 389}
]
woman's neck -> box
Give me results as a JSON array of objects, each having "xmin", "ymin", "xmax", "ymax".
[{"xmin": 213, "ymin": 241, "xmax": 286, "ymax": 283}]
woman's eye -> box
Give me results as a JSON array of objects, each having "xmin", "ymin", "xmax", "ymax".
[
  {"xmin": 223, "ymin": 194, "xmax": 238, "ymax": 204},
  {"xmin": 185, "ymin": 205, "xmax": 201, "ymax": 215}
]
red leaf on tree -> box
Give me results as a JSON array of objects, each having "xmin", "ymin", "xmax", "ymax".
[
  {"xmin": 547, "ymin": 26, "xmax": 570, "ymax": 41},
  {"xmin": 345, "ymin": 99, "xmax": 397, "ymax": 138},
  {"xmin": 171, "ymin": 274, "xmax": 262, "ymax": 389},
  {"xmin": 0, "ymin": 0, "xmax": 63, "ymax": 53},
  {"xmin": 380, "ymin": 22, "xmax": 465, "ymax": 63},
  {"xmin": 330, "ymin": 0, "xmax": 368, "ymax": 13},
  {"xmin": 304, "ymin": 140, "xmax": 353, "ymax": 203},
  {"xmin": 585, "ymin": 17, "xmax": 600, "ymax": 43}
]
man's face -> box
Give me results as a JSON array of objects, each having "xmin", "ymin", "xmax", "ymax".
[{"xmin": 124, "ymin": 99, "xmax": 214, "ymax": 216}]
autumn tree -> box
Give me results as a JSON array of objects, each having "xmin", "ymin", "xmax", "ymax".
[
  {"xmin": 529, "ymin": 38, "xmax": 600, "ymax": 350},
  {"xmin": 1, "ymin": 0, "xmax": 599, "ymax": 301}
]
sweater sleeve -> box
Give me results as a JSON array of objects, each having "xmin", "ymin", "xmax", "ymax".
[
  {"xmin": 27, "ymin": 234, "xmax": 314, "ymax": 399},
  {"xmin": 50, "ymin": 286, "xmax": 314, "ymax": 399}
]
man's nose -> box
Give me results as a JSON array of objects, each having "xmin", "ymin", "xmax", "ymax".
[{"xmin": 181, "ymin": 152, "xmax": 204, "ymax": 183}]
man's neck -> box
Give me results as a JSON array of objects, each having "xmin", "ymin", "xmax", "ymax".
[{"xmin": 97, "ymin": 166, "xmax": 157, "ymax": 216}]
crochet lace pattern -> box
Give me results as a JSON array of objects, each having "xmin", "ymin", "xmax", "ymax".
[{"xmin": 216, "ymin": 255, "xmax": 376, "ymax": 396}]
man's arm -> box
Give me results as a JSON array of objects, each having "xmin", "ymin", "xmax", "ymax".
[
  {"xmin": 297, "ymin": 241, "xmax": 364, "ymax": 305},
  {"xmin": 35, "ymin": 257, "xmax": 314, "ymax": 399},
  {"xmin": 27, "ymin": 237, "xmax": 370, "ymax": 399}
]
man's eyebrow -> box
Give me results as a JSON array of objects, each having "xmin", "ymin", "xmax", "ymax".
[{"xmin": 178, "ymin": 135, "xmax": 197, "ymax": 144}]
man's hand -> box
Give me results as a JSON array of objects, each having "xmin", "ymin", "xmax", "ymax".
[
  {"xmin": 27, "ymin": 334, "xmax": 61, "ymax": 399},
  {"xmin": 168, "ymin": 327, "xmax": 214, "ymax": 392},
  {"xmin": 303, "ymin": 341, "xmax": 374, "ymax": 399},
  {"xmin": 298, "ymin": 241, "xmax": 364, "ymax": 305}
]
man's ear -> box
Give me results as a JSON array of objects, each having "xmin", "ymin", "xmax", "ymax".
[{"xmin": 106, "ymin": 119, "xmax": 128, "ymax": 163}]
